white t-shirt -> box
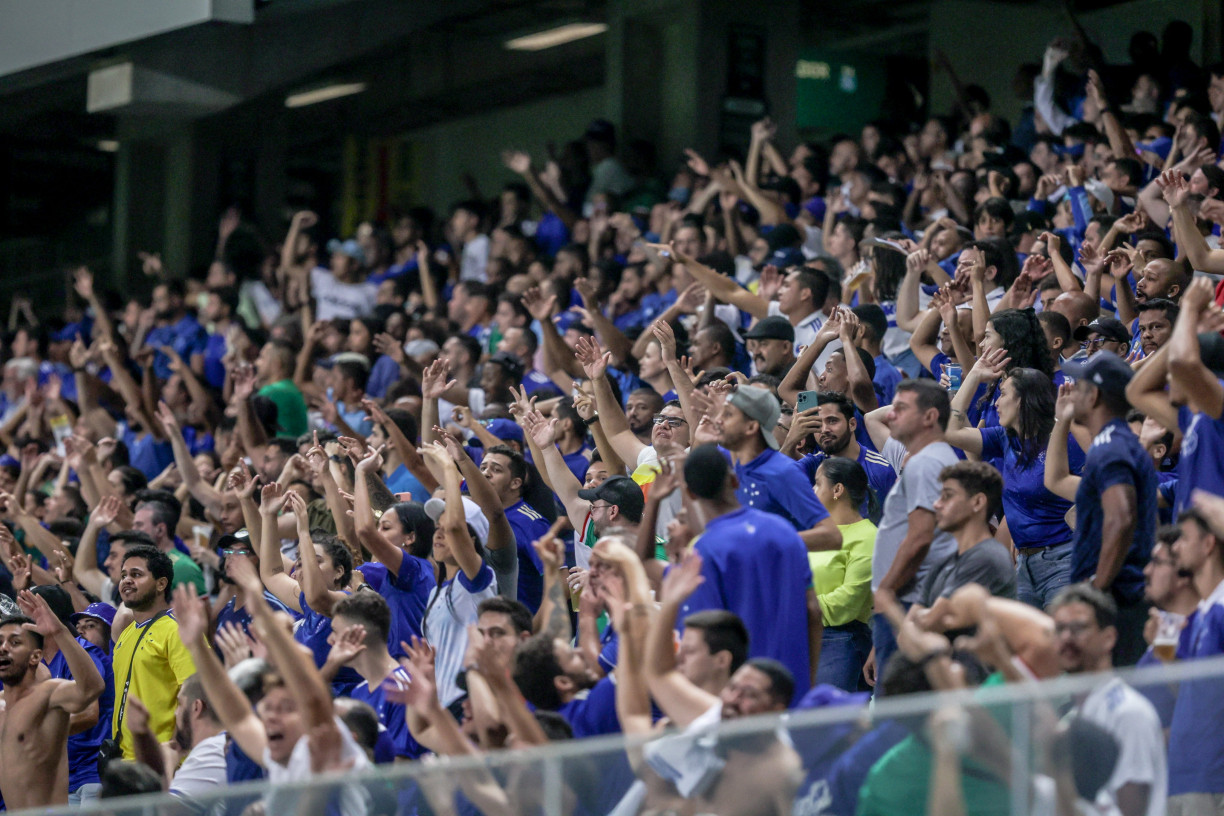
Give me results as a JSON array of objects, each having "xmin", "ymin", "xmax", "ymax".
[
  {"xmin": 1077, "ymin": 677, "xmax": 1167, "ymax": 816},
  {"xmin": 1031, "ymin": 774, "xmax": 1123, "ymax": 816},
  {"xmin": 310, "ymin": 268, "xmax": 377, "ymax": 321},
  {"xmin": 170, "ymin": 733, "xmax": 227, "ymax": 797},
  {"xmin": 767, "ymin": 301, "xmax": 839, "ymax": 372},
  {"xmin": 460, "ymin": 234, "xmax": 490, "ymax": 282},
  {"xmin": 424, "ymin": 563, "xmax": 498, "ymax": 706},
  {"xmin": 263, "ymin": 718, "xmax": 371, "ymax": 816}
]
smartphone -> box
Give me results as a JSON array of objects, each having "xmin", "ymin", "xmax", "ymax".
[{"xmin": 796, "ymin": 390, "xmax": 820, "ymax": 413}]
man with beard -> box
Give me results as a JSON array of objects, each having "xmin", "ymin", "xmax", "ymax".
[
  {"xmin": 110, "ymin": 545, "xmax": 196, "ymax": 759},
  {"xmin": 126, "ymin": 674, "xmax": 226, "ymax": 796},
  {"xmin": 797, "ymin": 392, "xmax": 896, "ymax": 523},
  {"xmin": 512, "ymin": 632, "xmax": 615, "ymax": 738},
  {"xmin": 0, "ymin": 591, "xmax": 106, "ymax": 809},
  {"xmin": 1048, "ymin": 585, "xmax": 1166, "ymax": 816}
]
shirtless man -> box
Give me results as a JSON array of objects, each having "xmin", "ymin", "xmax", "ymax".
[{"xmin": 0, "ymin": 590, "xmax": 105, "ymax": 809}]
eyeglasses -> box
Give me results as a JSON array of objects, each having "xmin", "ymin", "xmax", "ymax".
[
  {"xmin": 220, "ymin": 549, "xmax": 253, "ymax": 558},
  {"xmin": 590, "ymin": 502, "xmax": 614, "ymax": 512},
  {"xmin": 1054, "ymin": 621, "xmax": 1095, "ymax": 637},
  {"xmin": 653, "ymin": 415, "xmax": 687, "ymax": 428}
]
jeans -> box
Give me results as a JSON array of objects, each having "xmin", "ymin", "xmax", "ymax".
[
  {"xmin": 817, "ymin": 621, "xmax": 873, "ymax": 693},
  {"xmin": 68, "ymin": 783, "xmax": 102, "ymax": 805},
  {"xmin": 1016, "ymin": 542, "xmax": 1073, "ymax": 610},
  {"xmin": 871, "ymin": 601, "xmax": 910, "ymax": 696}
]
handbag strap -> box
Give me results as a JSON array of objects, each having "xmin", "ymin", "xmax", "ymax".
[{"xmin": 114, "ymin": 609, "xmax": 170, "ymax": 732}]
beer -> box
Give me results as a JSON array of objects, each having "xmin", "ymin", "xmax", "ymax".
[{"xmin": 1154, "ymin": 642, "xmax": 1177, "ymax": 662}]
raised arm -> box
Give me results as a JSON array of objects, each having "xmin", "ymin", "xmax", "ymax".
[
  {"xmin": 838, "ymin": 310, "xmax": 879, "ymax": 413},
  {"xmin": 1167, "ymin": 277, "xmax": 1224, "ymax": 419},
  {"xmin": 72, "ymin": 496, "xmax": 120, "ymax": 597},
  {"xmin": 522, "ymin": 287, "xmax": 584, "ymax": 382},
  {"xmin": 1124, "ymin": 345, "xmax": 1179, "ymax": 433},
  {"xmin": 1044, "ymin": 384, "xmax": 1082, "ymax": 501},
  {"xmin": 441, "ymin": 431, "xmax": 515, "ymax": 557},
  {"xmin": 647, "ymin": 242, "xmax": 769, "ymax": 319},
  {"xmin": 946, "ymin": 348, "xmax": 1010, "ymax": 456},
  {"xmin": 645, "ymin": 553, "xmax": 721, "ymax": 728},
  {"xmin": 349, "ymin": 443, "xmax": 405, "ymax": 579},
  {"xmin": 420, "ymin": 442, "xmax": 484, "ymax": 581},
  {"xmin": 257, "ymin": 483, "xmax": 303, "ymax": 613},
  {"xmin": 574, "ymin": 335, "xmax": 647, "ymax": 467},
  {"xmin": 156, "ymin": 402, "xmax": 224, "ymax": 519},
  {"xmin": 285, "ymin": 490, "xmax": 347, "ymax": 616},
  {"xmin": 19, "ymin": 590, "xmax": 104, "ymax": 712},
  {"xmin": 521, "ymin": 410, "xmax": 591, "ymax": 529},
  {"xmin": 779, "ymin": 314, "xmax": 843, "ymax": 408},
  {"xmin": 362, "ymin": 398, "xmax": 439, "ymax": 494},
  {"xmin": 1163, "ymin": 171, "xmax": 1224, "ymax": 273}
]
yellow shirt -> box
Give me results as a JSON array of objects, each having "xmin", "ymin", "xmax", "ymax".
[
  {"xmin": 810, "ymin": 518, "xmax": 877, "ymax": 626},
  {"xmin": 112, "ymin": 612, "xmax": 196, "ymax": 759}
]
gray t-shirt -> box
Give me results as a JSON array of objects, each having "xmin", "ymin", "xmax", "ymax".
[
  {"xmin": 871, "ymin": 440, "xmax": 960, "ymax": 603},
  {"xmin": 920, "ymin": 537, "xmax": 1017, "ymax": 607}
]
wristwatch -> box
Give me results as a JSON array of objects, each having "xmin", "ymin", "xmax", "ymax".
[{"xmin": 584, "ymin": 414, "xmax": 600, "ymax": 427}]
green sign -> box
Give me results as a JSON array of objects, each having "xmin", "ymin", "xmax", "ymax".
[{"xmin": 795, "ymin": 48, "xmax": 887, "ymax": 133}]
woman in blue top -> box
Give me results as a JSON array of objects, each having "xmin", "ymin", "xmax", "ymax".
[
  {"xmin": 257, "ymin": 484, "xmax": 363, "ymax": 694},
  {"xmin": 967, "ymin": 308, "xmax": 1054, "ymax": 428},
  {"xmin": 945, "ymin": 352, "xmax": 1083, "ymax": 609}
]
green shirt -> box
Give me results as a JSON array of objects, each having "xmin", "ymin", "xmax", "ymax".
[
  {"xmin": 257, "ymin": 379, "xmax": 309, "ymax": 439},
  {"xmin": 167, "ymin": 549, "xmax": 206, "ymax": 595},
  {"xmin": 810, "ymin": 518, "xmax": 876, "ymax": 626}
]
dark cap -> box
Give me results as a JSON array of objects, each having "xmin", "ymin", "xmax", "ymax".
[
  {"xmin": 30, "ymin": 585, "xmax": 76, "ymax": 629},
  {"xmin": 744, "ymin": 316, "xmax": 795, "ymax": 343},
  {"xmin": 585, "ymin": 119, "xmax": 616, "ymax": 144},
  {"xmin": 1199, "ymin": 331, "xmax": 1224, "ymax": 376},
  {"xmin": 1061, "ymin": 351, "xmax": 1134, "ymax": 395},
  {"xmin": 759, "ymin": 247, "xmax": 806, "ymax": 270},
  {"xmin": 577, "ymin": 475, "xmax": 644, "ymax": 520},
  {"xmin": 1073, "ymin": 316, "xmax": 1130, "ymax": 344},
  {"xmin": 487, "ymin": 351, "xmax": 526, "ymax": 383}
]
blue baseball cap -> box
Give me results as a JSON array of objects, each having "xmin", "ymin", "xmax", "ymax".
[
  {"xmin": 759, "ymin": 247, "xmax": 806, "ymax": 270},
  {"xmin": 484, "ymin": 418, "xmax": 524, "ymax": 443},
  {"xmin": 326, "ymin": 238, "xmax": 366, "ymax": 265},
  {"xmin": 71, "ymin": 602, "xmax": 117, "ymax": 629},
  {"xmin": 1136, "ymin": 136, "xmax": 1173, "ymax": 162},
  {"xmin": 1061, "ymin": 350, "xmax": 1134, "ymax": 395}
]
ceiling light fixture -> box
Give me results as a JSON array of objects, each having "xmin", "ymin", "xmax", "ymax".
[
  {"xmin": 505, "ymin": 22, "xmax": 608, "ymax": 51},
  {"xmin": 96, "ymin": 140, "xmax": 119, "ymax": 153},
  {"xmin": 284, "ymin": 82, "xmax": 367, "ymax": 108}
]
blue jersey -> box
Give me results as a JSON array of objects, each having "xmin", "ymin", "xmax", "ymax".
[
  {"xmin": 384, "ymin": 463, "xmax": 430, "ymax": 503},
  {"xmin": 505, "ymin": 499, "xmax": 550, "ymax": 613},
  {"xmin": 48, "ymin": 637, "xmax": 114, "ymax": 791},
  {"xmin": 1168, "ymin": 585, "xmax": 1224, "ymax": 795},
  {"xmin": 734, "ymin": 448, "xmax": 830, "ymax": 533},
  {"xmin": 1157, "ymin": 471, "xmax": 1178, "ymax": 526},
  {"xmin": 522, "ymin": 369, "xmax": 562, "ymax": 399},
  {"xmin": 349, "ymin": 665, "xmax": 426, "ymax": 759},
  {"xmin": 980, "ymin": 426, "xmax": 1083, "ymax": 549},
  {"xmin": 365, "ymin": 355, "xmax": 401, "ymax": 400},
  {"xmin": 294, "ymin": 593, "xmax": 363, "ymax": 696},
  {"xmin": 359, "ymin": 557, "xmax": 437, "ymax": 657},
  {"xmin": 1175, "ymin": 404, "xmax": 1224, "ymax": 517},
  {"xmin": 146, "ymin": 314, "xmax": 208, "ymax": 381},
  {"xmin": 556, "ymin": 675, "xmax": 621, "ymax": 738},
  {"xmin": 121, "ymin": 425, "xmax": 174, "ymax": 482},
  {"xmin": 214, "ymin": 591, "xmax": 298, "ymax": 649},
  {"xmin": 681, "ymin": 506, "xmax": 814, "ymax": 701},
  {"xmin": 1070, "ymin": 419, "xmax": 1158, "ymax": 602},
  {"xmin": 798, "ymin": 446, "xmax": 896, "ymax": 524},
  {"xmin": 872, "ymin": 355, "xmax": 903, "ymax": 407}
]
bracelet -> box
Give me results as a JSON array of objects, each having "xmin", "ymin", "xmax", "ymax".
[{"xmin": 584, "ymin": 414, "xmax": 600, "ymax": 426}]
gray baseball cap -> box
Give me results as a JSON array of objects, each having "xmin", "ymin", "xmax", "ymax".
[{"xmin": 727, "ymin": 385, "xmax": 781, "ymax": 450}]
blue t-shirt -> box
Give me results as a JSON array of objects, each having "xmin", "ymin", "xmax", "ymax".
[
  {"xmin": 556, "ymin": 675, "xmax": 621, "ymax": 738},
  {"xmin": 1168, "ymin": 588, "xmax": 1224, "ymax": 794},
  {"xmin": 562, "ymin": 447, "xmax": 592, "ymax": 484},
  {"xmin": 872, "ymin": 355, "xmax": 903, "ymax": 407},
  {"xmin": 214, "ymin": 591, "xmax": 298, "ymax": 651},
  {"xmin": 1175, "ymin": 404, "xmax": 1224, "ymax": 517},
  {"xmin": 294, "ymin": 593, "xmax": 363, "ymax": 696},
  {"xmin": 505, "ymin": 499, "xmax": 550, "ymax": 613},
  {"xmin": 980, "ymin": 427, "xmax": 1083, "ymax": 549},
  {"xmin": 384, "ymin": 463, "xmax": 430, "ymax": 503},
  {"xmin": 734, "ymin": 447, "xmax": 830, "ymax": 533},
  {"xmin": 365, "ymin": 355, "xmax": 401, "ymax": 400},
  {"xmin": 48, "ymin": 637, "xmax": 114, "ymax": 791},
  {"xmin": 681, "ymin": 506, "xmax": 814, "ymax": 701},
  {"xmin": 122, "ymin": 425, "xmax": 174, "ymax": 482},
  {"xmin": 1157, "ymin": 471, "xmax": 1178, "ymax": 526},
  {"xmin": 349, "ymin": 665, "xmax": 426, "ymax": 759},
  {"xmin": 359, "ymin": 557, "xmax": 437, "ymax": 657},
  {"xmin": 798, "ymin": 445, "xmax": 896, "ymax": 524},
  {"xmin": 203, "ymin": 333, "xmax": 228, "ymax": 389},
  {"xmin": 146, "ymin": 314, "xmax": 208, "ymax": 381},
  {"xmin": 1070, "ymin": 419, "xmax": 1158, "ymax": 602}
]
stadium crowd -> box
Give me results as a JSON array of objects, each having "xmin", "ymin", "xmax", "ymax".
[{"xmin": 5, "ymin": 18, "xmax": 1224, "ymax": 816}]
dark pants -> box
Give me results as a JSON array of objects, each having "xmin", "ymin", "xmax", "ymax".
[
  {"xmin": 817, "ymin": 621, "xmax": 873, "ymax": 693},
  {"xmin": 1113, "ymin": 591, "xmax": 1151, "ymax": 667},
  {"xmin": 871, "ymin": 600, "xmax": 911, "ymax": 696}
]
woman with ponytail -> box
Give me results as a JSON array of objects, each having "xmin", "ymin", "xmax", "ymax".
[{"xmin": 811, "ymin": 457, "xmax": 877, "ymax": 692}]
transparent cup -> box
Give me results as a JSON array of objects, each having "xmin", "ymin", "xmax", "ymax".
[{"xmin": 1153, "ymin": 611, "xmax": 1185, "ymax": 662}]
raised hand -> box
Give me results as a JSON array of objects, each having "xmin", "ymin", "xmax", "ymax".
[
  {"xmin": 450, "ymin": 404, "xmax": 475, "ymax": 429},
  {"xmin": 506, "ymin": 384, "xmax": 538, "ymax": 421},
  {"xmin": 432, "ymin": 426, "xmax": 466, "ymax": 463},
  {"xmin": 532, "ymin": 535, "xmax": 564, "ymax": 572},
  {"xmin": 573, "ymin": 335, "xmax": 610, "ymax": 380},
  {"xmin": 72, "ymin": 267, "xmax": 95, "ymax": 301},
  {"xmin": 215, "ymin": 622, "xmax": 254, "ymax": 668},
  {"xmin": 51, "ymin": 550, "xmax": 75, "ymax": 586},
  {"xmin": 227, "ymin": 463, "xmax": 260, "ymax": 501},
  {"xmin": 906, "ymin": 248, "xmax": 932, "ymax": 276},
  {"xmin": 651, "ymin": 319, "xmax": 678, "ymax": 359},
  {"xmin": 1158, "ymin": 169, "xmax": 1190, "ymax": 208},
  {"xmin": 651, "ymin": 453, "xmax": 686, "ymax": 500},
  {"xmin": 501, "ymin": 149, "xmax": 532, "ymax": 175},
  {"xmin": 1054, "ymin": 382, "xmax": 1076, "ymax": 424},
  {"xmin": 1078, "ymin": 241, "xmax": 1106, "ymax": 278},
  {"xmin": 574, "ymin": 277, "xmax": 599, "ymax": 309},
  {"xmin": 17, "ymin": 590, "xmax": 63, "ymax": 637},
  {"xmin": 326, "ymin": 623, "xmax": 368, "ymax": 666},
  {"xmin": 659, "ymin": 550, "xmax": 705, "ymax": 605},
  {"xmin": 1182, "ymin": 275, "xmax": 1216, "ymax": 314},
  {"xmin": 10, "ymin": 552, "xmax": 31, "ymax": 591},
  {"xmin": 372, "ymin": 333, "xmax": 406, "ymax": 364},
  {"xmin": 970, "ymin": 347, "xmax": 1011, "ymax": 382},
  {"xmin": 355, "ymin": 444, "xmax": 385, "ymax": 475},
  {"xmin": 420, "ymin": 358, "xmax": 456, "ymax": 401},
  {"xmin": 521, "ymin": 410, "xmax": 558, "ymax": 449},
  {"xmin": 94, "ymin": 494, "xmax": 123, "ymax": 528},
  {"xmin": 260, "ymin": 482, "xmax": 288, "ymax": 517},
  {"xmin": 226, "ymin": 553, "xmax": 264, "ymax": 598},
  {"xmin": 520, "ymin": 286, "xmax": 558, "ymax": 323},
  {"xmin": 757, "ymin": 264, "xmax": 784, "ymax": 302},
  {"xmin": 683, "ymin": 148, "xmax": 711, "ymax": 178}
]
